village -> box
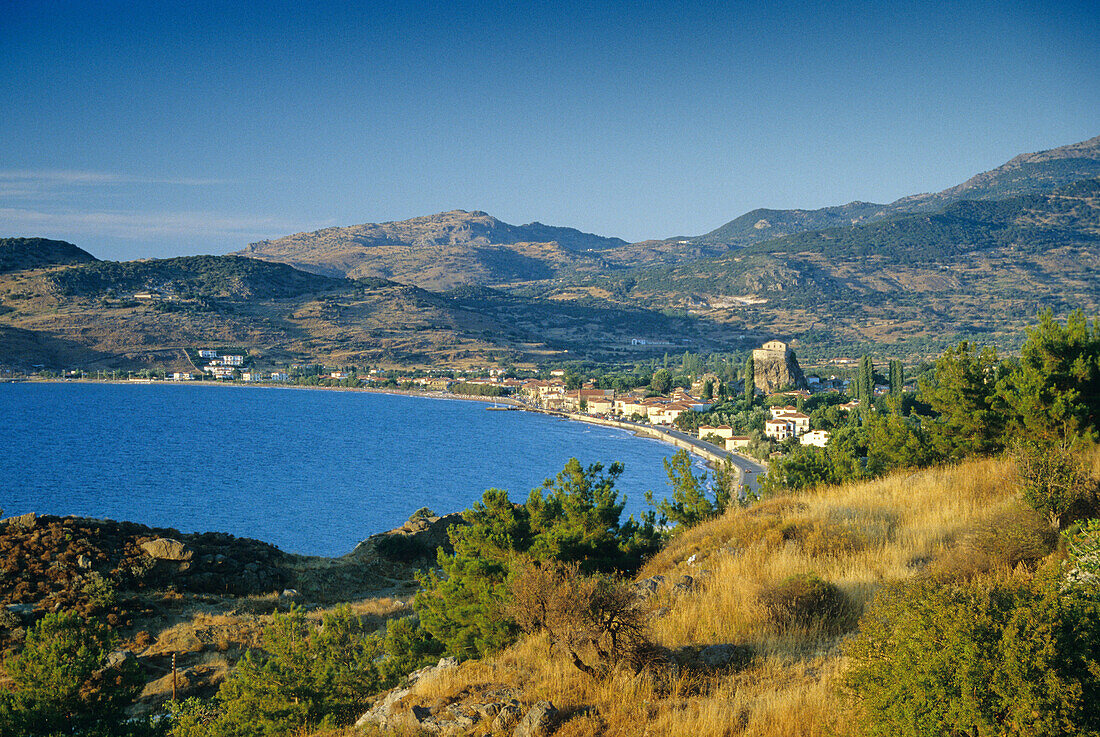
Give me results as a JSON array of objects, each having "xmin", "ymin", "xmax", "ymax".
[{"xmin": 89, "ymin": 337, "xmax": 902, "ymax": 463}]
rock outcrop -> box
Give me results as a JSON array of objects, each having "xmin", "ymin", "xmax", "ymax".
[
  {"xmin": 751, "ymin": 340, "xmax": 807, "ymax": 394},
  {"xmin": 140, "ymin": 538, "xmax": 193, "ymax": 561},
  {"xmin": 354, "ymin": 657, "xmax": 559, "ymax": 736},
  {"xmin": 352, "ymin": 509, "xmax": 467, "ymax": 562}
]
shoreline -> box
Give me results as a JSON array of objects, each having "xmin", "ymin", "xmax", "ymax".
[
  {"xmin": 23, "ymin": 376, "xmax": 760, "ymax": 469},
  {"xmin": 25, "ymin": 377, "xmax": 734, "ymax": 466}
]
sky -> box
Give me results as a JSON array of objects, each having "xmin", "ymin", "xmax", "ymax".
[{"xmin": 2, "ymin": 0, "xmax": 1098, "ymax": 261}]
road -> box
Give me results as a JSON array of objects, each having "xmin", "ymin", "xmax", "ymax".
[{"xmin": 657, "ymin": 426, "xmax": 767, "ymax": 496}]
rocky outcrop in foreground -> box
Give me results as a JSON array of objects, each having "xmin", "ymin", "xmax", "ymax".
[{"xmin": 356, "ymin": 657, "xmax": 560, "ymax": 736}]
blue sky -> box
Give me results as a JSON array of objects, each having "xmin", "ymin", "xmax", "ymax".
[{"xmin": 2, "ymin": 0, "xmax": 1097, "ymax": 260}]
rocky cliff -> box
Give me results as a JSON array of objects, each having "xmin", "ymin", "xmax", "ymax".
[{"xmin": 752, "ymin": 342, "xmax": 807, "ymax": 394}]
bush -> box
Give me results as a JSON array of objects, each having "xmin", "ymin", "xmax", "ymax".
[
  {"xmin": 0, "ymin": 611, "xmax": 149, "ymax": 737},
  {"xmin": 508, "ymin": 560, "xmax": 655, "ymax": 677},
  {"xmin": 931, "ymin": 505, "xmax": 1058, "ymax": 580},
  {"xmin": 414, "ymin": 458, "xmax": 661, "ymax": 661},
  {"xmin": 170, "ymin": 607, "xmax": 384, "ymax": 736},
  {"xmin": 759, "ymin": 573, "xmax": 857, "ymax": 633},
  {"xmin": 845, "ymin": 575, "xmax": 1100, "ymax": 736},
  {"xmin": 1015, "ymin": 440, "xmax": 1099, "ymax": 528}
]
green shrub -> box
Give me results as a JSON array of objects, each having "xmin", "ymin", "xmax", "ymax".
[
  {"xmin": 1015, "ymin": 440, "xmax": 1099, "ymax": 528},
  {"xmin": 845, "ymin": 575, "xmax": 1100, "ymax": 736},
  {"xmin": 415, "ymin": 458, "xmax": 661, "ymax": 660},
  {"xmin": 0, "ymin": 611, "xmax": 149, "ymax": 737},
  {"xmin": 759, "ymin": 573, "xmax": 857, "ymax": 633},
  {"xmin": 170, "ymin": 607, "xmax": 383, "ymax": 736}
]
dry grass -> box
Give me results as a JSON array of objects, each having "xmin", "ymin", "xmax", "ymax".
[
  {"xmin": 308, "ymin": 450, "xmax": 1100, "ymax": 736},
  {"xmin": 395, "ymin": 455, "xmax": 1024, "ymax": 736}
]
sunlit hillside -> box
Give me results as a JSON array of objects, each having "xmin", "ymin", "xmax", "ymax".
[{"xmin": 335, "ymin": 449, "xmax": 1096, "ymax": 736}]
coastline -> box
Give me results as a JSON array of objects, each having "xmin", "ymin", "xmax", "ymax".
[{"xmin": 21, "ymin": 380, "xmax": 761, "ymax": 473}]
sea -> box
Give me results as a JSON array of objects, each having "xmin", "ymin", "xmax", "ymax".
[{"xmin": 0, "ymin": 382, "xmax": 690, "ymax": 556}]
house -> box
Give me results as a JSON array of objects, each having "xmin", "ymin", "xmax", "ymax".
[
  {"xmin": 240, "ymin": 372, "xmax": 259, "ymax": 382},
  {"xmin": 198, "ymin": 350, "xmax": 218, "ymax": 358},
  {"xmin": 207, "ymin": 366, "xmax": 235, "ymax": 380},
  {"xmin": 698, "ymin": 425, "xmax": 736, "ymax": 440},
  {"xmin": 770, "ymin": 407, "xmax": 810, "ymax": 435},
  {"xmin": 169, "ymin": 372, "xmax": 195, "ymax": 381},
  {"xmin": 550, "ymin": 369, "xmax": 566, "ymax": 377},
  {"xmin": 765, "ymin": 418, "xmax": 795, "ymax": 441},
  {"xmin": 801, "ymin": 430, "xmax": 830, "ymax": 448},
  {"xmin": 223, "ymin": 355, "xmax": 245, "ymax": 366},
  {"xmin": 587, "ymin": 397, "xmax": 614, "ymax": 414},
  {"xmin": 837, "ymin": 401, "xmax": 861, "ymax": 412},
  {"xmin": 330, "ymin": 371, "xmax": 349, "ymax": 380},
  {"xmin": 270, "ymin": 372, "xmax": 289, "ymax": 381},
  {"xmin": 725, "ymin": 436, "xmax": 751, "ymax": 450}
]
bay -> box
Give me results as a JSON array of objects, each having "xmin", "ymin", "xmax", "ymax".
[{"xmin": 0, "ymin": 382, "xmax": 686, "ymax": 556}]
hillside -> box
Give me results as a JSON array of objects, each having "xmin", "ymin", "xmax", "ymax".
[
  {"xmin": 236, "ymin": 210, "xmax": 627, "ymax": 290},
  {"xmin": 46, "ymin": 255, "xmax": 349, "ymax": 300},
  {"xmin": 341, "ymin": 449, "xmax": 1099, "ymax": 736},
  {"xmin": 0, "ymin": 237, "xmax": 97, "ymax": 274},
  {"xmin": 0, "ymin": 253, "xmax": 732, "ymax": 372},
  {"xmin": 532, "ymin": 178, "xmax": 1100, "ymax": 359}
]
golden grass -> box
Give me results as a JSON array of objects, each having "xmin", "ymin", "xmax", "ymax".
[
  {"xmin": 315, "ymin": 449, "xmax": 1100, "ymax": 736},
  {"xmin": 393, "ymin": 456, "xmax": 1024, "ymax": 736}
]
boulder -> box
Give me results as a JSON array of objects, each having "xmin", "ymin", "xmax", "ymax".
[
  {"xmin": 514, "ymin": 701, "xmax": 559, "ymax": 737},
  {"xmin": 140, "ymin": 538, "xmax": 193, "ymax": 561},
  {"xmin": 0, "ymin": 512, "xmax": 36, "ymax": 529},
  {"xmin": 491, "ymin": 703, "xmax": 524, "ymax": 732}
]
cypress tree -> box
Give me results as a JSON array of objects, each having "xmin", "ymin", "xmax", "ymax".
[
  {"xmin": 889, "ymin": 360, "xmax": 904, "ymax": 396},
  {"xmin": 744, "ymin": 356, "xmax": 755, "ymax": 404}
]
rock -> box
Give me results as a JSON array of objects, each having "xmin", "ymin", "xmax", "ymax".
[
  {"xmin": 0, "ymin": 512, "xmax": 36, "ymax": 529},
  {"xmin": 751, "ymin": 340, "xmax": 807, "ymax": 393},
  {"xmin": 635, "ymin": 575, "xmax": 664, "ymax": 597},
  {"xmin": 139, "ymin": 538, "xmax": 193, "ymax": 561},
  {"xmin": 410, "ymin": 704, "xmax": 434, "ymax": 723},
  {"xmin": 5, "ymin": 603, "xmax": 35, "ymax": 618},
  {"xmin": 476, "ymin": 702, "xmax": 503, "ymax": 719},
  {"xmin": 513, "ymin": 701, "xmax": 559, "ymax": 737},
  {"xmin": 491, "ymin": 703, "xmax": 524, "ymax": 732},
  {"xmin": 674, "ymin": 575, "xmax": 695, "ymax": 593},
  {"xmin": 699, "ymin": 643, "xmax": 753, "ymax": 669},
  {"xmin": 355, "ymin": 686, "xmax": 410, "ymax": 729},
  {"xmin": 105, "ymin": 649, "xmax": 135, "ymax": 669},
  {"xmin": 437, "ymin": 656, "xmax": 459, "ymax": 669}
]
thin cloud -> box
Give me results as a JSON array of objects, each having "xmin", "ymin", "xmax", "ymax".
[
  {"xmin": 0, "ymin": 169, "xmax": 229, "ymax": 187},
  {"xmin": 0, "ymin": 207, "xmax": 316, "ymax": 241}
]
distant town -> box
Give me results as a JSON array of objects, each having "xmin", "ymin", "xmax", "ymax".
[{"xmin": 6, "ymin": 339, "xmax": 921, "ymax": 465}]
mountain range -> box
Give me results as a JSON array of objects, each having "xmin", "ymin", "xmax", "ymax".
[{"xmin": 1, "ymin": 134, "xmax": 1098, "ymax": 370}]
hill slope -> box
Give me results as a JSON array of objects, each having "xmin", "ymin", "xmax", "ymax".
[
  {"xmin": 0, "ymin": 237, "xmax": 97, "ymax": 273},
  {"xmin": 683, "ymin": 134, "xmax": 1100, "ymax": 252},
  {"xmin": 352, "ymin": 452, "xmax": 1086, "ymax": 737},
  {"xmin": 533, "ymin": 178, "xmax": 1100, "ymax": 358},
  {"xmin": 236, "ymin": 210, "xmax": 627, "ymax": 289}
]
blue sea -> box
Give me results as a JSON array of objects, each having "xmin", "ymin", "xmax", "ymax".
[{"xmin": 0, "ymin": 383, "xmax": 687, "ymax": 556}]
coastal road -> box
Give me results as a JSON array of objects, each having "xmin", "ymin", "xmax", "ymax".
[{"xmin": 656, "ymin": 427, "xmax": 767, "ymax": 497}]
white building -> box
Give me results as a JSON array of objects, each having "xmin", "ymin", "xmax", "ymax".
[
  {"xmin": 223, "ymin": 355, "xmax": 245, "ymax": 366},
  {"xmin": 800, "ymin": 430, "xmax": 830, "ymax": 448},
  {"xmin": 198, "ymin": 349, "xmax": 217, "ymax": 358},
  {"xmin": 765, "ymin": 418, "xmax": 795, "ymax": 441}
]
